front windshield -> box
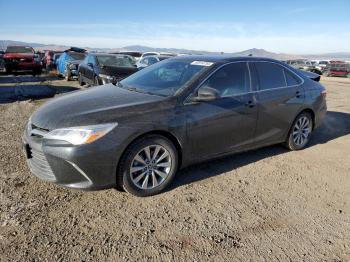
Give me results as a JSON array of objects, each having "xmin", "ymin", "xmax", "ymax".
[
  {"xmin": 120, "ymin": 59, "xmax": 211, "ymax": 96},
  {"xmin": 97, "ymin": 55, "xmax": 135, "ymax": 67},
  {"xmin": 6, "ymin": 46, "xmax": 34, "ymax": 53},
  {"xmin": 68, "ymin": 52, "xmax": 86, "ymax": 60}
]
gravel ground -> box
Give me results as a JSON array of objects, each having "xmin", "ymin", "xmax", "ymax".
[{"xmin": 0, "ymin": 74, "xmax": 349, "ymax": 261}]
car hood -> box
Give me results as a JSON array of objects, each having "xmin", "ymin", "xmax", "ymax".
[
  {"xmin": 66, "ymin": 59, "xmax": 82, "ymax": 65},
  {"xmin": 30, "ymin": 84, "xmax": 167, "ymax": 130},
  {"xmin": 4, "ymin": 53, "xmax": 34, "ymax": 59}
]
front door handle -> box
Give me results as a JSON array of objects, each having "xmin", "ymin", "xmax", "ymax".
[
  {"xmin": 245, "ymin": 100, "xmax": 255, "ymax": 108},
  {"xmin": 296, "ymin": 91, "xmax": 301, "ymax": 98}
]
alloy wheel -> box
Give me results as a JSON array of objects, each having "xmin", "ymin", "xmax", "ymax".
[
  {"xmin": 130, "ymin": 145, "xmax": 172, "ymax": 190},
  {"xmin": 292, "ymin": 116, "xmax": 312, "ymax": 146}
]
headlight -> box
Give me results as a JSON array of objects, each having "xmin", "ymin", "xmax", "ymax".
[
  {"xmin": 44, "ymin": 123, "xmax": 117, "ymax": 145},
  {"xmin": 99, "ymin": 74, "xmax": 114, "ymax": 80}
]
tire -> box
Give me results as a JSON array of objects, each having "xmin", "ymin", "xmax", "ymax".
[
  {"xmin": 94, "ymin": 76, "xmax": 99, "ymax": 86},
  {"xmin": 78, "ymin": 73, "xmax": 84, "ymax": 86},
  {"xmin": 117, "ymin": 135, "xmax": 179, "ymax": 197},
  {"xmin": 32, "ymin": 69, "xmax": 42, "ymax": 76},
  {"xmin": 5, "ymin": 67, "xmax": 12, "ymax": 75},
  {"xmin": 284, "ymin": 112, "xmax": 313, "ymax": 151},
  {"xmin": 65, "ymin": 68, "xmax": 71, "ymax": 81}
]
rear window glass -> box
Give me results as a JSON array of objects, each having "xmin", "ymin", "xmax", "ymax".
[{"xmin": 255, "ymin": 62, "xmax": 286, "ymax": 90}]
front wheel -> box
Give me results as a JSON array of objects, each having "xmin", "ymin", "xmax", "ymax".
[
  {"xmin": 284, "ymin": 112, "xmax": 313, "ymax": 150},
  {"xmin": 117, "ymin": 135, "xmax": 178, "ymax": 197},
  {"xmin": 78, "ymin": 73, "xmax": 84, "ymax": 86},
  {"xmin": 94, "ymin": 76, "xmax": 100, "ymax": 86},
  {"xmin": 65, "ymin": 68, "xmax": 71, "ymax": 81}
]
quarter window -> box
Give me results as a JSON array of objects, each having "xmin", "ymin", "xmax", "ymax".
[
  {"xmin": 255, "ymin": 62, "xmax": 286, "ymax": 90},
  {"xmin": 284, "ymin": 69, "xmax": 301, "ymax": 86},
  {"xmin": 202, "ymin": 62, "xmax": 250, "ymax": 97}
]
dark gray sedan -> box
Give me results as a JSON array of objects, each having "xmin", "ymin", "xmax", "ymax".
[{"xmin": 23, "ymin": 56, "xmax": 327, "ymax": 196}]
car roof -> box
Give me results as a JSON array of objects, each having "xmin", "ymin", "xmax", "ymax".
[
  {"xmin": 92, "ymin": 53, "xmax": 129, "ymax": 57},
  {"xmin": 169, "ymin": 55, "xmax": 283, "ymax": 64}
]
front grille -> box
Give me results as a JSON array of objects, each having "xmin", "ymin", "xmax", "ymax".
[{"xmin": 27, "ymin": 147, "xmax": 56, "ymax": 182}]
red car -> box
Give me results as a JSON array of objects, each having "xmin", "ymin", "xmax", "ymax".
[
  {"xmin": 324, "ymin": 61, "xmax": 350, "ymax": 77},
  {"xmin": 3, "ymin": 46, "xmax": 42, "ymax": 75}
]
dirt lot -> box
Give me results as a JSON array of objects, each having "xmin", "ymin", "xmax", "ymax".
[{"xmin": 0, "ymin": 74, "xmax": 349, "ymax": 261}]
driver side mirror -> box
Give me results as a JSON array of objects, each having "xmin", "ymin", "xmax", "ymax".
[
  {"xmin": 87, "ymin": 62, "xmax": 93, "ymax": 68},
  {"xmin": 191, "ymin": 86, "xmax": 220, "ymax": 102}
]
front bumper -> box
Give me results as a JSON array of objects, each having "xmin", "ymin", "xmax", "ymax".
[
  {"xmin": 22, "ymin": 127, "xmax": 121, "ymax": 190},
  {"xmin": 5, "ymin": 61, "xmax": 42, "ymax": 71}
]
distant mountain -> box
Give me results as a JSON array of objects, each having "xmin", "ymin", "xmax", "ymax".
[
  {"xmin": 120, "ymin": 45, "xmax": 214, "ymax": 55},
  {"xmin": 230, "ymin": 48, "xmax": 302, "ymax": 60},
  {"xmin": 0, "ymin": 39, "xmax": 348, "ymax": 61}
]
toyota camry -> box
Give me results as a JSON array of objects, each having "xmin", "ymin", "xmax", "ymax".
[{"xmin": 23, "ymin": 56, "xmax": 327, "ymax": 197}]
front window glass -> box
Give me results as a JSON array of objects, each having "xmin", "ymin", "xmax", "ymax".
[
  {"xmin": 202, "ymin": 62, "xmax": 250, "ymax": 97},
  {"xmin": 120, "ymin": 60, "xmax": 210, "ymax": 96}
]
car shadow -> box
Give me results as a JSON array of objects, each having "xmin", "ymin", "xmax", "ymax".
[
  {"xmin": 169, "ymin": 111, "xmax": 350, "ymax": 191},
  {"xmin": 0, "ymin": 84, "xmax": 80, "ymax": 104},
  {"xmin": 0, "ymin": 73, "xmax": 60, "ymax": 83}
]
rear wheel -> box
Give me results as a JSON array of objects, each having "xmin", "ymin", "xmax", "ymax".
[
  {"xmin": 117, "ymin": 135, "xmax": 178, "ymax": 197},
  {"xmin": 284, "ymin": 112, "xmax": 313, "ymax": 150}
]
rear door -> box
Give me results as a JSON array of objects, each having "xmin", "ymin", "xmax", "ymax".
[
  {"xmin": 251, "ymin": 61, "xmax": 304, "ymax": 145},
  {"xmin": 186, "ymin": 62, "xmax": 258, "ymax": 160}
]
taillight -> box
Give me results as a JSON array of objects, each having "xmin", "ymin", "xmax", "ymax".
[{"xmin": 321, "ymin": 89, "xmax": 327, "ymax": 98}]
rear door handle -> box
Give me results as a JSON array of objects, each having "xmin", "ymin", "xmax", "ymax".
[
  {"xmin": 245, "ymin": 100, "xmax": 255, "ymax": 108},
  {"xmin": 296, "ymin": 91, "xmax": 301, "ymax": 98}
]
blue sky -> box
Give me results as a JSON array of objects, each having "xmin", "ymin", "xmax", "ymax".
[{"xmin": 0, "ymin": 0, "xmax": 349, "ymax": 54}]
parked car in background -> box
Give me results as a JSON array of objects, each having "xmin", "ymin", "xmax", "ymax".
[
  {"xmin": 115, "ymin": 51, "xmax": 142, "ymax": 62},
  {"xmin": 56, "ymin": 47, "xmax": 87, "ymax": 81},
  {"xmin": 0, "ymin": 50, "xmax": 5, "ymax": 72},
  {"xmin": 52, "ymin": 52, "xmax": 63, "ymax": 68},
  {"xmin": 323, "ymin": 61, "xmax": 350, "ymax": 77},
  {"xmin": 78, "ymin": 53, "xmax": 138, "ymax": 86},
  {"xmin": 140, "ymin": 52, "xmax": 176, "ymax": 59},
  {"xmin": 3, "ymin": 46, "xmax": 42, "ymax": 75},
  {"xmin": 286, "ymin": 59, "xmax": 322, "ymax": 75},
  {"xmin": 318, "ymin": 60, "xmax": 330, "ymax": 71},
  {"xmin": 136, "ymin": 55, "xmax": 172, "ymax": 69},
  {"xmin": 42, "ymin": 50, "xmax": 55, "ymax": 71},
  {"xmin": 23, "ymin": 56, "xmax": 327, "ymax": 196}
]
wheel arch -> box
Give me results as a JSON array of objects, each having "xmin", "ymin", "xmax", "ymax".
[
  {"xmin": 116, "ymin": 130, "xmax": 183, "ymax": 173},
  {"xmin": 298, "ymin": 108, "xmax": 315, "ymax": 130}
]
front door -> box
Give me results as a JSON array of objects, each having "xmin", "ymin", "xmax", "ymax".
[{"xmin": 186, "ymin": 62, "xmax": 258, "ymax": 161}]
